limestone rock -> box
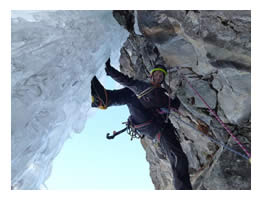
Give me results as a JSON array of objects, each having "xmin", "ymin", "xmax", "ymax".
[{"xmin": 119, "ymin": 10, "xmax": 250, "ymax": 190}]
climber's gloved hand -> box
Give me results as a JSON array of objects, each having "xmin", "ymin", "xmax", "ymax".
[{"xmin": 105, "ymin": 58, "xmax": 112, "ymax": 75}]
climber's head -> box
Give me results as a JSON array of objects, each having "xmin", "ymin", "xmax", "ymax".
[{"xmin": 150, "ymin": 65, "xmax": 167, "ymax": 85}]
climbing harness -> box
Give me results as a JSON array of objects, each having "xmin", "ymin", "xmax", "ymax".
[
  {"xmin": 167, "ymin": 66, "xmax": 251, "ymax": 161},
  {"xmin": 106, "ymin": 117, "xmax": 147, "ymax": 141}
]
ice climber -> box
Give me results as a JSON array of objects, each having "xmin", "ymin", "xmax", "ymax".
[{"xmin": 91, "ymin": 58, "xmax": 192, "ymax": 190}]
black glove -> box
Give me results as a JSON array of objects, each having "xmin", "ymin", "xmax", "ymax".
[{"xmin": 105, "ymin": 58, "xmax": 112, "ymax": 75}]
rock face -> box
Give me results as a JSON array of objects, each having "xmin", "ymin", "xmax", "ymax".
[{"xmin": 115, "ymin": 10, "xmax": 251, "ymax": 189}]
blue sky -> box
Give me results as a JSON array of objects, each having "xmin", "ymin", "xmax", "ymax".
[{"xmin": 45, "ymin": 76, "xmax": 154, "ymax": 190}]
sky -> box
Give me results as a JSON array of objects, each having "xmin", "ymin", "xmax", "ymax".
[{"xmin": 45, "ymin": 76, "xmax": 154, "ymax": 190}]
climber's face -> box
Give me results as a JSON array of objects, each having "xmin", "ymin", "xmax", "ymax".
[{"xmin": 152, "ymin": 70, "xmax": 164, "ymax": 85}]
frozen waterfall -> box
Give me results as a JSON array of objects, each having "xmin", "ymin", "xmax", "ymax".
[{"xmin": 11, "ymin": 10, "xmax": 129, "ymax": 189}]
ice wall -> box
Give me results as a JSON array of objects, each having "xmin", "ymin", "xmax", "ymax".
[{"xmin": 11, "ymin": 10, "xmax": 129, "ymax": 189}]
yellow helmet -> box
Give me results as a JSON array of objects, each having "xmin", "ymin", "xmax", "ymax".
[{"xmin": 150, "ymin": 65, "xmax": 167, "ymax": 76}]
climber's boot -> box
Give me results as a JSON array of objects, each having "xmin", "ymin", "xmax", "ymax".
[{"xmin": 91, "ymin": 76, "xmax": 109, "ymax": 109}]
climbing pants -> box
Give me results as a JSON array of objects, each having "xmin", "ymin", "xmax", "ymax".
[
  {"xmin": 108, "ymin": 88, "xmax": 193, "ymax": 189},
  {"xmin": 159, "ymin": 123, "xmax": 192, "ymax": 190}
]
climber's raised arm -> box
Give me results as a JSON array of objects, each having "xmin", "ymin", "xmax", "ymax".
[{"xmin": 105, "ymin": 58, "xmax": 146, "ymax": 94}]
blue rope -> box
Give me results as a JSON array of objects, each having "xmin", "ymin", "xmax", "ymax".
[{"xmin": 161, "ymin": 108, "xmax": 249, "ymax": 160}]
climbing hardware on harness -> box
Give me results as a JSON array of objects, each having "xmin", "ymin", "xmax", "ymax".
[{"xmin": 106, "ymin": 117, "xmax": 146, "ymax": 141}]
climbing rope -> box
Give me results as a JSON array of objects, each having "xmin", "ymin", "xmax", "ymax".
[
  {"xmin": 174, "ymin": 114, "xmax": 249, "ymax": 160},
  {"xmin": 169, "ymin": 66, "xmax": 251, "ymax": 160},
  {"xmin": 160, "ymin": 108, "xmax": 249, "ymax": 160}
]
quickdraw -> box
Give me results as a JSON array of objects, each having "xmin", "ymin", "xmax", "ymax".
[{"xmin": 106, "ymin": 117, "xmax": 146, "ymax": 141}]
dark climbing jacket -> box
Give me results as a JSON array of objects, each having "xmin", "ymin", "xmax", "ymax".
[{"xmin": 105, "ymin": 65, "xmax": 181, "ymax": 111}]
